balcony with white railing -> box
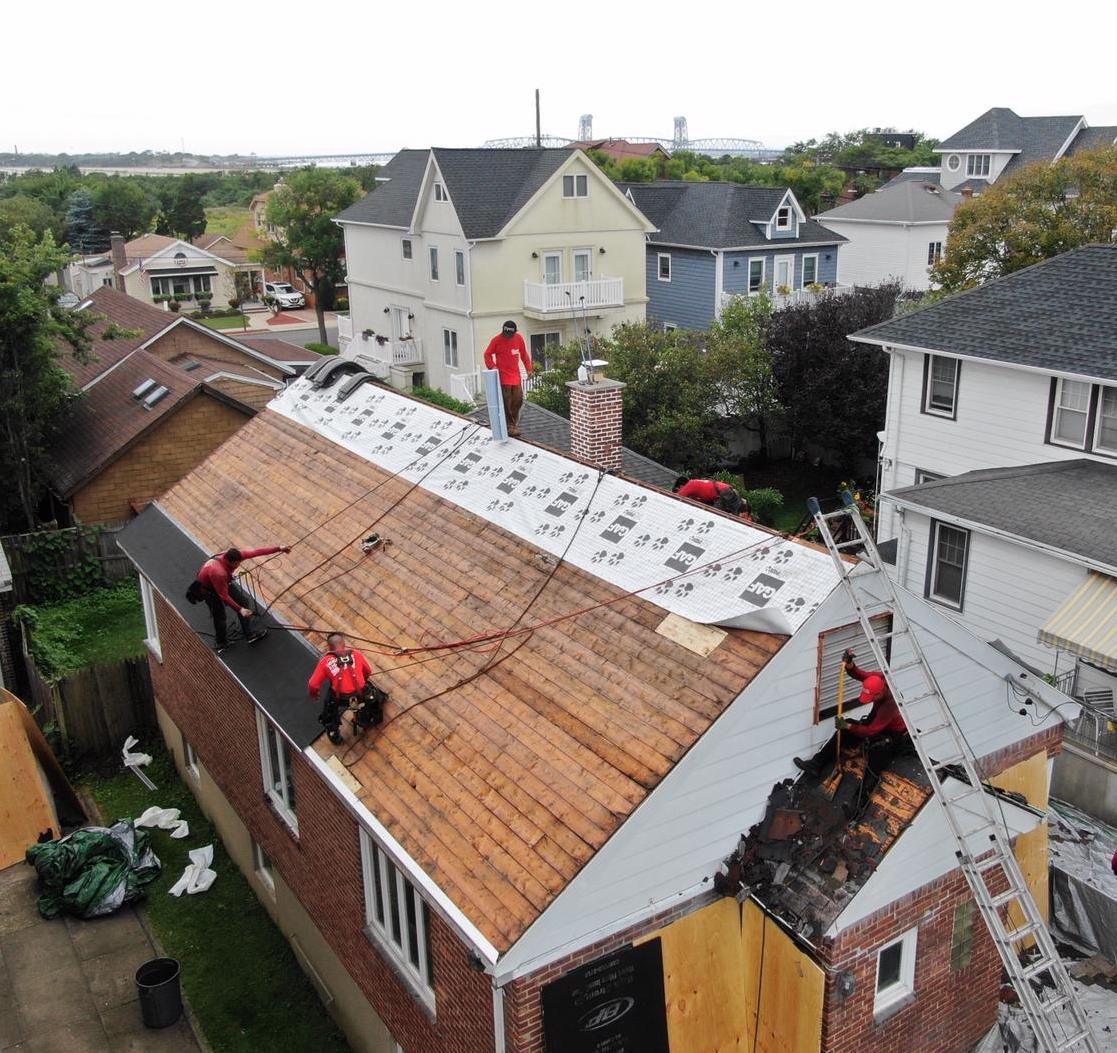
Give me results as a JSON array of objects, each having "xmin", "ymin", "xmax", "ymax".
[
  {"xmin": 348, "ymin": 333, "xmax": 423, "ymax": 375},
  {"xmin": 524, "ymin": 276, "xmax": 624, "ymax": 316}
]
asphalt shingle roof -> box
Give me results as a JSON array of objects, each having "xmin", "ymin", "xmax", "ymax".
[
  {"xmin": 936, "ymin": 108, "xmax": 1083, "ymax": 178},
  {"xmin": 467, "ymin": 400, "xmax": 677, "ymax": 489},
  {"xmin": 1066, "ymin": 125, "xmax": 1117, "ymax": 156},
  {"xmin": 69, "ymin": 287, "xmax": 175, "ymax": 388},
  {"xmin": 850, "ymin": 245, "xmax": 1117, "ymax": 382},
  {"xmin": 880, "ymin": 169, "xmax": 941, "ymax": 190},
  {"xmin": 620, "ymin": 181, "xmax": 843, "ymax": 249},
  {"xmin": 817, "ymin": 180, "xmax": 961, "ymax": 224},
  {"xmin": 888, "ymin": 460, "xmax": 1117, "ymax": 569},
  {"xmin": 335, "ymin": 148, "xmax": 572, "ymax": 238}
]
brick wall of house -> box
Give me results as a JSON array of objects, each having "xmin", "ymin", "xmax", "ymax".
[
  {"xmin": 146, "ymin": 324, "xmax": 288, "ymax": 381},
  {"xmin": 72, "ymin": 394, "xmax": 250, "ymax": 525},
  {"xmin": 149, "ymin": 596, "xmax": 495, "ymax": 1053}
]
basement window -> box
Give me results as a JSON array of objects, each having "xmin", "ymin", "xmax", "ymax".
[
  {"xmin": 252, "ymin": 839, "xmax": 275, "ymax": 898},
  {"xmin": 875, "ymin": 927, "xmax": 918, "ymax": 1015},
  {"xmin": 182, "ymin": 734, "xmax": 199, "ymax": 780},
  {"xmin": 257, "ymin": 712, "xmax": 298, "ymax": 834},
  {"xmin": 360, "ymin": 830, "xmax": 435, "ymax": 1009}
]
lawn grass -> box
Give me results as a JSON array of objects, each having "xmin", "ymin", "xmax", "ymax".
[
  {"xmin": 203, "ymin": 206, "xmax": 250, "ymax": 239},
  {"xmin": 199, "ymin": 315, "xmax": 250, "ymax": 331},
  {"xmin": 28, "ymin": 582, "xmax": 147, "ymax": 678},
  {"xmin": 83, "ymin": 749, "xmax": 350, "ymax": 1053}
]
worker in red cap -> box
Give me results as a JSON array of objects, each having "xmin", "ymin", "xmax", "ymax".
[
  {"xmin": 190, "ymin": 544, "xmax": 290, "ymax": 653},
  {"xmin": 483, "ymin": 320, "xmax": 532, "ymax": 437},
  {"xmin": 794, "ymin": 650, "xmax": 911, "ymax": 803}
]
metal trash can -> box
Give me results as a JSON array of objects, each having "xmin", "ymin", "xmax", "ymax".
[{"xmin": 135, "ymin": 957, "xmax": 182, "ymax": 1028}]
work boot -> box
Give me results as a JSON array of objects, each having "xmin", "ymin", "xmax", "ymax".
[
  {"xmin": 246, "ymin": 629, "xmax": 268, "ymax": 644},
  {"xmin": 327, "ymin": 728, "xmax": 342, "ymax": 745},
  {"xmin": 794, "ymin": 756, "xmax": 821, "ymax": 776}
]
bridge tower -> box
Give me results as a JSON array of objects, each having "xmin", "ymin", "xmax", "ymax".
[
  {"xmin": 578, "ymin": 114, "xmax": 593, "ymax": 141},
  {"xmin": 673, "ymin": 116, "xmax": 689, "ymax": 150}
]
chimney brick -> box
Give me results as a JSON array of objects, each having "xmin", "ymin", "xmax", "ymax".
[
  {"xmin": 566, "ymin": 377, "xmax": 626, "ymax": 472},
  {"xmin": 109, "ymin": 232, "xmax": 127, "ymax": 290},
  {"xmin": 960, "ymin": 186, "xmax": 974, "ymax": 201}
]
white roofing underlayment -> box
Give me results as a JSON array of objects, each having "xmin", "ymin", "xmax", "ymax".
[{"xmin": 274, "ymin": 378, "xmax": 841, "ymax": 634}]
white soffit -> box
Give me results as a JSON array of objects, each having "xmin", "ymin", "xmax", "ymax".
[{"xmin": 272, "ymin": 379, "xmax": 841, "ymax": 633}]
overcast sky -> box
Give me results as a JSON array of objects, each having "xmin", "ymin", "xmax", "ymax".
[{"xmin": 7, "ymin": 2, "xmax": 1117, "ymax": 157}]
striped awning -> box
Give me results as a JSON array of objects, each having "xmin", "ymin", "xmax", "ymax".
[{"xmin": 1038, "ymin": 572, "xmax": 1117, "ymax": 674}]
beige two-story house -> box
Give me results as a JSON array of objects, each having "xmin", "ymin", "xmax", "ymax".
[{"xmin": 334, "ymin": 147, "xmax": 655, "ymax": 400}]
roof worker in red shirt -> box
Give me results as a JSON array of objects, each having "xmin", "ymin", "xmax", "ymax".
[
  {"xmin": 794, "ymin": 650, "xmax": 912, "ymax": 810},
  {"xmin": 484, "ymin": 320, "xmax": 532, "ymax": 437},
  {"xmin": 191, "ymin": 545, "xmax": 289, "ymax": 654},
  {"xmin": 308, "ymin": 632, "xmax": 385, "ymax": 744},
  {"xmin": 673, "ymin": 476, "xmax": 751, "ymax": 518}
]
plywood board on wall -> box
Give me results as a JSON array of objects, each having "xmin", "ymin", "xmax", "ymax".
[
  {"xmin": 0, "ymin": 701, "xmax": 58, "ymax": 868},
  {"xmin": 991, "ymin": 751, "xmax": 1051, "ymax": 930}
]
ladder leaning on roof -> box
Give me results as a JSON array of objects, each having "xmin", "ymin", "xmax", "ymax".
[{"xmin": 807, "ymin": 491, "xmax": 1100, "ymax": 1053}]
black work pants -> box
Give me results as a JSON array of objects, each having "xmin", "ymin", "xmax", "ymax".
[
  {"xmin": 318, "ymin": 683, "xmax": 383, "ymax": 735},
  {"xmin": 203, "ymin": 582, "xmax": 253, "ymax": 648},
  {"xmin": 806, "ymin": 731, "xmax": 912, "ymax": 798}
]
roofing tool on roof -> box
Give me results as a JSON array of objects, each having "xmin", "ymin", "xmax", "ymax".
[{"xmin": 808, "ymin": 491, "xmax": 1102, "ymax": 1053}]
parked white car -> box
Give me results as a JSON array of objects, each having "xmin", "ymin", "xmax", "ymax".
[{"xmin": 263, "ymin": 281, "xmax": 306, "ymax": 309}]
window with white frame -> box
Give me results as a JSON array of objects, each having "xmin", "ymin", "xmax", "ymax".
[
  {"xmin": 442, "ymin": 328, "xmax": 458, "ymax": 368},
  {"xmin": 928, "ymin": 522, "xmax": 969, "ymax": 610},
  {"xmin": 657, "ymin": 253, "xmax": 672, "ymax": 282},
  {"xmin": 360, "ymin": 831, "xmax": 435, "ymax": 1005},
  {"xmin": 875, "ymin": 927, "xmax": 918, "ymax": 1014},
  {"xmin": 927, "ymin": 241, "xmax": 943, "ymax": 265},
  {"xmin": 139, "ymin": 577, "xmax": 161, "ymax": 660},
  {"xmin": 922, "ymin": 354, "xmax": 960, "ymax": 417},
  {"xmin": 1096, "ymin": 386, "xmax": 1117, "ymax": 454},
  {"xmin": 914, "ymin": 468, "xmax": 945, "ymax": 485},
  {"xmin": 182, "ymin": 734, "xmax": 199, "ymax": 780},
  {"xmin": 257, "ymin": 711, "xmax": 298, "ymax": 833},
  {"xmin": 428, "ymin": 247, "xmax": 439, "ymax": 282},
  {"xmin": 663, "ymin": 322, "xmax": 678, "ymax": 332},
  {"xmin": 562, "ymin": 173, "xmax": 588, "ymax": 198},
  {"xmin": 748, "ymin": 258, "xmax": 765, "ymax": 294},
  {"xmin": 454, "ymin": 250, "xmax": 465, "ymax": 286},
  {"xmin": 573, "ymin": 250, "xmax": 591, "ymax": 283},
  {"xmin": 775, "ymin": 205, "xmax": 792, "ymax": 229},
  {"xmin": 529, "ymin": 331, "xmax": 560, "ymax": 371},
  {"xmin": 1050, "ymin": 378, "xmax": 1091, "ymax": 447},
  {"xmin": 966, "ymin": 154, "xmax": 991, "ymax": 177},
  {"xmin": 252, "ymin": 839, "xmax": 275, "ymax": 897},
  {"xmin": 401, "ymin": 239, "xmax": 413, "ymax": 261},
  {"xmin": 433, "ymin": 182, "xmax": 447, "ymax": 202},
  {"xmin": 802, "ymin": 254, "xmax": 818, "ymax": 285}
]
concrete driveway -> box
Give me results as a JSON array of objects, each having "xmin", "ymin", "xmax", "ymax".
[{"xmin": 0, "ymin": 863, "xmax": 200, "ymax": 1052}]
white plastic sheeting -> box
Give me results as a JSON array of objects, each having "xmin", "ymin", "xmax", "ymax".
[
  {"xmin": 135, "ymin": 806, "xmax": 190, "ymax": 840},
  {"xmin": 1049, "ymin": 801, "xmax": 1117, "ymax": 963},
  {"xmin": 272, "ymin": 379, "xmax": 841, "ymax": 634},
  {"xmin": 970, "ymin": 983, "xmax": 1117, "ymax": 1052},
  {"xmin": 169, "ymin": 845, "xmax": 216, "ymax": 896}
]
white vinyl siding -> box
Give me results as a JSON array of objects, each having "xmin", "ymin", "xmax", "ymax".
[
  {"xmin": 257, "ymin": 712, "xmax": 298, "ymax": 833},
  {"xmin": 814, "ymin": 218, "xmax": 949, "ymax": 292},
  {"xmin": 139, "ymin": 577, "xmax": 161, "ymax": 661},
  {"xmin": 1050, "ymin": 378, "xmax": 1090, "ymax": 448},
  {"xmin": 928, "ymin": 521, "xmax": 969, "ymax": 610}
]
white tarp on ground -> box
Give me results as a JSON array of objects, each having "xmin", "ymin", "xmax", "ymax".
[
  {"xmin": 272, "ymin": 378, "xmax": 842, "ymax": 634},
  {"xmin": 971, "ymin": 984, "xmax": 1117, "ymax": 1052},
  {"xmin": 1049, "ymin": 800, "xmax": 1117, "ymax": 963}
]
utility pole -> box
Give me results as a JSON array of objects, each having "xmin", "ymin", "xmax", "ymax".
[{"xmin": 535, "ymin": 89, "xmax": 541, "ymax": 149}]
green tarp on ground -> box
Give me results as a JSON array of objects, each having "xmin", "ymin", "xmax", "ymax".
[{"xmin": 25, "ymin": 820, "xmax": 161, "ymax": 919}]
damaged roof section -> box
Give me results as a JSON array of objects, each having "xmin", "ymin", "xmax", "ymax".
[{"xmin": 715, "ymin": 754, "xmax": 933, "ymax": 944}]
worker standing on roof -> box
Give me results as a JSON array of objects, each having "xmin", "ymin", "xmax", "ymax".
[
  {"xmin": 673, "ymin": 476, "xmax": 751, "ymax": 518},
  {"xmin": 308, "ymin": 632, "xmax": 384, "ymax": 744},
  {"xmin": 191, "ymin": 545, "xmax": 289, "ymax": 654},
  {"xmin": 794, "ymin": 650, "xmax": 912, "ymax": 806},
  {"xmin": 484, "ymin": 321, "xmax": 532, "ymax": 437}
]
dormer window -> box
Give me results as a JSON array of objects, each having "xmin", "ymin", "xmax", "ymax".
[
  {"xmin": 966, "ymin": 154, "xmax": 991, "ymax": 177},
  {"xmin": 776, "ymin": 206, "xmax": 792, "ymax": 230},
  {"xmin": 433, "ymin": 182, "xmax": 447, "ymax": 202},
  {"xmin": 563, "ymin": 174, "xmax": 588, "ymax": 198}
]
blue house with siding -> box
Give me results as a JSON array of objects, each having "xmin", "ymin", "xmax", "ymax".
[{"xmin": 620, "ymin": 181, "xmax": 846, "ymax": 330}]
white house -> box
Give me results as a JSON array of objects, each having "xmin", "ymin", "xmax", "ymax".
[
  {"xmin": 334, "ymin": 147, "xmax": 655, "ymax": 401},
  {"xmin": 816, "ymin": 180, "xmax": 960, "ymax": 291}
]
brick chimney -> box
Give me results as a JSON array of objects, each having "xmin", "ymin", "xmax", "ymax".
[
  {"xmin": 960, "ymin": 186, "xmax": 974, "ymax": 202},
  {"xmin": 566, "ymin": 374, "xmax": 626, "ymax": 472},
  {"xmin": 109, "ymin": 232, "xmax": 127, "ymax": 290}
]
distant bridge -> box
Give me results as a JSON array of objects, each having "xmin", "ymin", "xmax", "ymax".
[
  {"xmin": 481, "ymin": 134, "xmax": 782, "ymax": 161},
  {"xmin": 251, "ymin": 152, "xmax": 398, "ymax": 169}
]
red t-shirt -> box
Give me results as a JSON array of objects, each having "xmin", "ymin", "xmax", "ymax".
[
  {"xmin": 197, "ymin": 547, "xmax": 284, "ymax": 611},
  {"xmin": 308, "ymin": 649, "xmax": 373, "ymax": 698},
  {"xmin": 484, "ymin": 333, "xmax": 532, "ymax": 386},
  {"xmin": 844, "ymin": 664, "xmax": 907, "ymax": 737},
  {"xmin": 677, "ymin": 479, "xmax": 732, "ymax": 505}
]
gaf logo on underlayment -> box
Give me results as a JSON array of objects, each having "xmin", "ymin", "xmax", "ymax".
[
  {"xmin": 545, "ymin": 492, "xmax": 579, "ymax": 517},
  {"xmin": 740, "ymin": 573, "xmax": 785, "ymax": 606},
  {"xmin": 665, "ymin": 541, "xmax": 706, "ymax": 573},
  {"xmin": 453, "ymin": 451, "xmax": 484, "ymax": 474},
  {"xmin": 579, "ymin": 997, "xmax": 636, "ymax": 1032},
  {"xmin": 600, "ymin": 515, "xmax": 637, "ymax": 542},
  {"xmin": 380, "ymin": 421, "xmax": 406, "ymax": 440},
  {"xmin": 415, "ymin": 435, "xmax": 443, "ymax": 457},
  {"xmin": 497, "ymin": 470, "xmax": 527, "ymax": 494}
]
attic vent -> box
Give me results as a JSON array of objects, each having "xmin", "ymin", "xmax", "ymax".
[
  {"xmin": 132, "ymin": 379, "xmax": 157, "ymax": 399},
  {"xmin": 143, "ymin": 385, "xmax": 170, "ymax": 408}
]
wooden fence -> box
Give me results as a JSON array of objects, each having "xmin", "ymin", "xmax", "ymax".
[
  {"xmin": 0, "ymin": 523, "xmax": 134, "ymax": 606},
  {"xmin": 23, "ymin": 640, "xmax": 155, "ymax": 762}
]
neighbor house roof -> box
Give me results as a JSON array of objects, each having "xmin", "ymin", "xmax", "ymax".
[
  {"xmin": 467, "ymin": 401, "xmax": 677, "ymax": 489},
  {"xmin": 123, "ymin": 233, "xmax": 176, "ymax": 258},
  {"xmin": 69, "ymin": 286, "xmax": 176, "ymax": 388},
  {"xmin": 850, "ymin": 245, "xmax": 1117, "ymax": 382},
  {"xmin": 620, "ymin": 181, "xmax": 845, "ymax": 249},
  {"xmin": 232, "ymin": 333, "xmax": 319, "ymax": 365},
  {"xmin": 880, "ymin": 168, "xmax": 941, "ymax": 191},
  {"xmin": 191, "ymin": 233, "xmax": 251, "ymax": 265},
  {"xmin": 936, "ymin": 108, "xmax": 1083, "ymax": 178},
  {"xmin": 1066, "ymin": 125, "xmax": 1117, "ymax": 155},
  {"xmin": 335, "ymin": 148, "xmax": 574, "ymax": 239},
  {"xmin": 817, "ymin": 179, "xmax": 961, "ymax": 224},
  {"xmin": 570, "ymin": 139, "xmax": 668, "ymax": 162},
  {"xmin": 885, "ymin": 460, "xmax": 1117, "ymax": 570}
]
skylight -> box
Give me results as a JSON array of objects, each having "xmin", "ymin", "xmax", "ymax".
[
  {"xmin": 143, "ymin": 386, "xmax": 170, "ymax": 408},
  {"xmin": 132, "ymin": 379, "xmax": 156, "ymax": 399}
]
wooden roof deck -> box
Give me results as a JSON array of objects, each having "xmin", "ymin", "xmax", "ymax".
[{"xmin": 160, "ymin": 409, "xmax": 788, "ymax": 951}]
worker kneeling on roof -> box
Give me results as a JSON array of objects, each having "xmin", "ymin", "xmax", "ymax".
[
  {"xmin": 188, "ymin": 544, "xmax": 289, "ymax": 654},
  {"xmin": 673, "ymin": 476, "xmax": 751, "ymax": 519},
  {"xmin": 794, "ymin": 650, "xmax": 912, "ymax": 807},
  {"xmin": 308, "ymin": 632, "xmax": 385, "ymax": 745}
]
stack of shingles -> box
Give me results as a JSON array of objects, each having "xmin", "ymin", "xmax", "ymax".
[{"xmin": 715, "ymin": 754, "xmax": 931, "ymax": 942}]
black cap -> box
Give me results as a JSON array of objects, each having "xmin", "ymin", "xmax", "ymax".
[{"xmin": 502, "ymin": 320, "xmax": 517, "ymax": 335}]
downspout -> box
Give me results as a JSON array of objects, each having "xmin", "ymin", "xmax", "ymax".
[
  {"xmin": 466, "ymin": 241, "xmax": 478, "ymax": 393},
  {"xmin": 492, "ymin": 980, "xmax": 507, "ymax": 1053}
]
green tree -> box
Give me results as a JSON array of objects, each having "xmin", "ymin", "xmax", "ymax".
[
  {"xmin": 91, "ymin": 178, "xmax": 158, "ymax": 240},
  {"xmin": 0, "ymin": 195, "xmax": 58, "ymax": 245},
  {"xmin": 933, "ymin": 147, "xmax": 1117, "ymax": 291},
  {"xmin": 65, "ymin": 188, "xmax": 104, "ymax": 253},
  {"xmin": 257, "ymin": 169, "xmax": 363, "ymax": 345},
  {"xmin": 161, "ymin": 174, "xmax": 207, "ymax": 240},
  {"xmin": 0, "ymin": 228, "xmax": 93, "ymax": 529}
]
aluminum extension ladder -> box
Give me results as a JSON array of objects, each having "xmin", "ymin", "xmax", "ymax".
[{"xmin": 807, "ymin": 492, "xmax": 1100, "ymax": 1053}]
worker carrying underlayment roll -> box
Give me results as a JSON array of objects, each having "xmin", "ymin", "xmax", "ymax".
[
  {"xmin": 308, "ymin": 632, "xmax": 385, "ymax": 744},
  {"xmin": 187, "ymin": 545, "xmax": 289, "ymax": 654},
  {"xmin": 484, "ymin": 321, "xmax": 533, "ymax": 437}
]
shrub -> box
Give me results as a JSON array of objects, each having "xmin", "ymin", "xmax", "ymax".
[
  {"xmin": 740, "ymin": 487, "xmax": 785, "ymax": 526},
  {"xmin": 304, "ymin": 342, "xmax": 337, "ymax": 356},
  {"xmin": 168, "ymin": 300, "xmax": 181, "ymax": 312},
  {"xmin": 334, "ymin": 296, "xmax": 348, "ymax": 312},
  {"xmin": 412, "ymin": 385, "xmax": 474, "ymax": 415}
]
